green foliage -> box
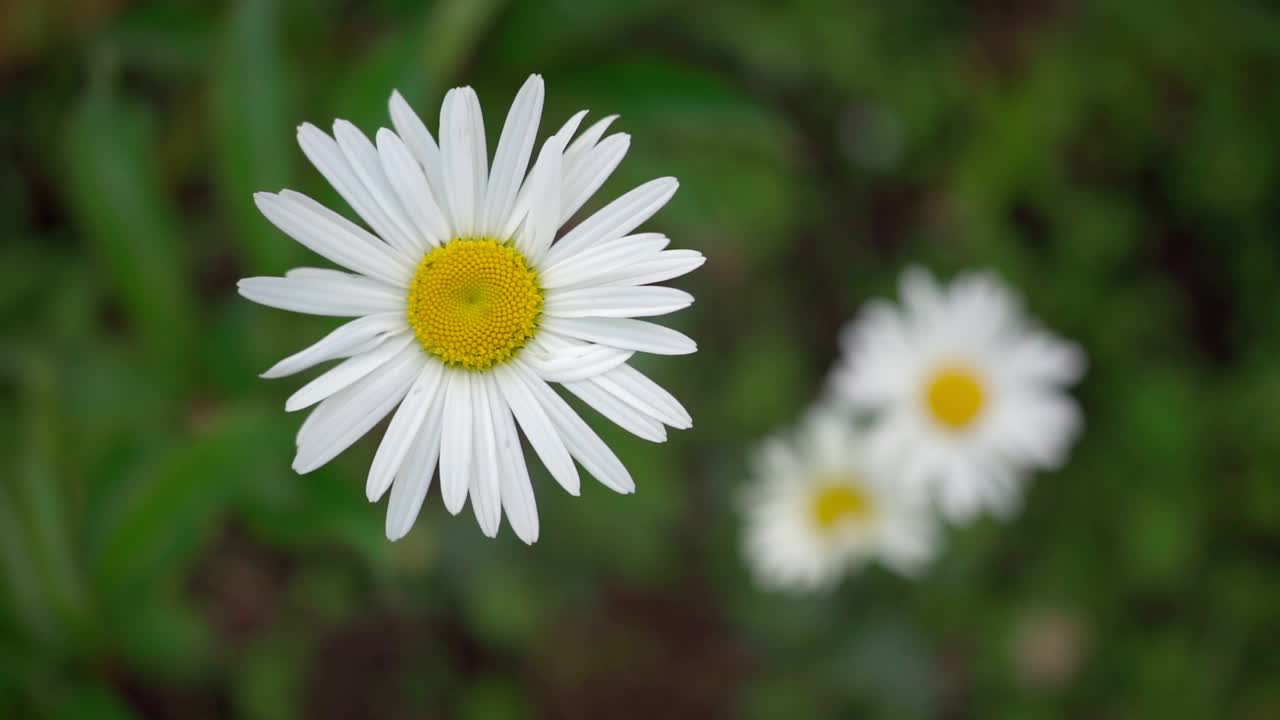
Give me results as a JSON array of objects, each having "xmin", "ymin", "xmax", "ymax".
[
  {"xmin": 1, "ymin": 0, "xmax": 1278, "ymax": 718},
  {"xmin": 214, "ymin": 0, "xmax": 300, "ymax": 275}
]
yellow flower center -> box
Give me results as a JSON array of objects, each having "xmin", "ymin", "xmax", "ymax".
[
  {"xmin": 405, "ymin": 238, "xmax": 543, "ymax": 371},
  {"xmin": 924, "ymin": 365, "xmax": 986, "ymax": 430},
  {"xmin": 811, "ymin": 480, "xmax": 874, "ymax": 531}
]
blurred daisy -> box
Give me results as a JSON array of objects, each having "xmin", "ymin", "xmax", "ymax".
[
  {"xmin": 831, "ymin": 267, "xmax": 1084, "ymax": 522},
  {"xmin": 239, "ymin": 75, "xmax": 703, "ymax": 543},
  {"xmin": 743, "ymin": 410, "xmax": 938, "ymax": 591}
]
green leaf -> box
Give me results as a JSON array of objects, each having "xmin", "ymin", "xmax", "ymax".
[
  {"xmin": 107, "ymin": 2, "xmax": 217, "ymax": 74},
  {"xmin": 458, "ymin": 675, "xmax": 529, "ymax": 720},
  {"xmin": 0, "ymin": 349, "xmax": 89, "ymax": 649},
  {"xmin": 114, "ymin": 595, "xmax": 215, "ymax": 682},
  {"xmin": 89, "ymin": 407, "xmax": 277, "ymax": 610},
  {"xmin": 328, "ymin": 0, "xmax": 504, "ymax": 130},
  {"xmin": 416, "ymin": 0, "xmax": 506, "ymax": 87},
  {"xmin": 233, "ymin": 634, "xmax": 310, "ymax": 720},
  {"xmin": 238, "ymin": 464, "xmax": 387, "ymax": 572},
  {"xmin": 492, "ymin": 0, "xmax": 675, "ymax": 68},
  {"xmin": 62, "ymin": 81, "xmax": 195, "ymax": 386},
  {"xmin": 214, "ymin": 0, "xmax": 299, "ymax": 275},
  {"xmin": 0, "ymin": 476, "xmax": 57, "ymax": 648},
  {"xmin": 52, "ymin": 684, "xmax": 139, "ymax": 720}
]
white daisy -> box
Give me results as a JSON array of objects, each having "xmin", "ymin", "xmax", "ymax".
[
  {"xmin": 238, "ymin": 75, "xmax": 704, "ymax": 544},
  {"xmin": 742, "ymin": 409, "xmax": 938, "ymax": 591},
  {"xmin": 831, "ymin": 267, "xmax": 1085, "ymax": 523}
]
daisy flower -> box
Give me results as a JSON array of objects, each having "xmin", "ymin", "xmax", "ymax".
[
  {"xmin": 238, "ymin": 75, "xmax": 703, "ymax": 544},
  {"xmin": 743, "ymin": 409, "xmax": 938, "ymax": 591},
  {"xmin": 831, "ymin": 267, "xmax": 1084, "ymax": 523}
]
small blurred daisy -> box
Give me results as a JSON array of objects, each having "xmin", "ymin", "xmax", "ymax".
[
  {"xmin": 239, "ymin": 75, "xmax": 703, "ymax": 543},
  {"xmin": 831, "ymin": 267, "xmax": 1084, "ymax": 523},
  {"xmin": 743, "ymin": 410, "xmax": 938, "ymax": 591}
]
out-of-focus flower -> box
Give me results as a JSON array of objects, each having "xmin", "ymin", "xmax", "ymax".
[
  {"xmin": 1013, "ymin": 607, "xmax": 1088, "ymax": 691},
  {"xmin": 831, "ymin": 267, "xmax": 1085, "ymax": 522},
  {"xmin": 239, "ymin": 75, "xmax": 703, "ymax": 543},
  {"xmin": 743, "ymin": 410, "xmax": 939, "ymax": 591}
]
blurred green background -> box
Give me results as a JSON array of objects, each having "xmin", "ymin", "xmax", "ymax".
[{"xmin": 3, "ymin": 0, "xmax": 1280, "ymax": 717}]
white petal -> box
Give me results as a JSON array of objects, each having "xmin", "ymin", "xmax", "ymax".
[
  {"xmin": 453, "ymin": 88, "xmax": 488, "ymax": 237},
  {"xmin": 260, "ymin": 312, "xmax": 407, "ymax": 379},
  {"xmin": 1003, "ymin": 332, "xmax": 1087, "ymax": 386},
  {"xmin": 237, "ymin": 274, "xmax": 404, "ymax": 316},
  {"xmin": 538, "ymin": 233, "xmax": 669, "ymax": 289},
  {"xmin": 561, "ymin": 133, "xmax": 629, "ymax": 224},
  {"xmin": 542, "ymin": 317, "xmax": 696, "ymax": 355},
  {"xmin": 546, "ymin": 178, "xmax": 678, "ymax": 264},
  {"xmin": 987, "ymin": 391, "xmax": 1082, "ymax": 470},
  {"xmin": 439, "ymin": 89, "xmax": 488, "ymax": 238},
  {"xmin": 514, "ymin": 135, "xmax": 563, "ymax": 263},
  {"xmin": 949, "ymin": 270, "xmax": 1020, "ymax": 340},
  {"xmin": 973, "ymin": 456, "xmax": 1024, "ymax": 519},
  {"xmin": 544, "ymin": 285, "xmax": 693, "ymax": 318},
  {"xmin": 562, "ymin": 114, "xmax": 618, "ymax": 170},
  {"xmin": 596, "ymin": 249, "xmax": 705, "ymax": 288},
  {"xmin": 512, "ymin": 360, "xmax": 634, "ymax": 493},
  {"xmin": 500, "ymin": 110, "xmax": 588, "ymax": 240},
  {"xmin": 375, "ymin": 128, "xmax": 452, "ymax": 246},
  {"xmin": 388, "ymin": 89, "xmax": 452, "ymax": 228},
  {"xmin": 591, "ymin": 364, "xmax": 691, "ymax": 429},
  {"xmin": 291, "ymin": 344, "xmax": 421, "ymax": 473},
  {"xmin": 833, "ymin": 301, "xmax": 915, "ymax": 408},
  {"xmin": 482, "ymin": 75, "xmax": 543, "ymax": 237},
  {"xmin": 465, "ymin": 91, "xmax": 488, "ymax": 220},
  {"xmin": 385, "ymin": 397, "xmax": 445, "ymax": 540},
  {"xmin": 295, "ymin": 382, "xmax": 353, "ymax": 448},
  {"xmin": 490, "ymin": 386, "xmax": 538, "ymax": 544},
  {"xmin": 552, "ymin": 110, "xmax": 589, "ymax": 149},
  {"xmin": 254, "ymin": 191, "xmax": 412, "ymax": 287},
  {"xmin": 285, "ymin": 334, "xmax": 413, "ymax": 411},
  {"xmin": 562, "ymin": 379, "xmax": 667, "ymax": 443},
  {"xmin": 877, "ymin": 510, "xmax": 938, "ymax": 576},
  {"xmin": 521, "ymin": 341, "xmax": 633, "ymax": 382},
  {"xmin": 332, "ymin": 120, "xmax": 422, "ymax": 255},
  {"xmin": 936, "ymin": 459, "xmax": 988, "ymax": 523},
  {"xmin": 438, "ymin": 371, "xmax": 473, "ymax": 514},
  {"xmin": 297, "ymin": 124, "xmax": 416, "ymax": 256},
  {"xmin": 469, "ymin": 375, "xmax": 503, "ymax": 537},
  {"xmin": 366, "ymin": 360, "xmax": 444, "ymax": 502},
  {"xmin": 899, "ymin": 265, "xmax": 945, "ymax": 327},
  {"xmin": 283, "ymin": 267, "xmax": 344, "ymax": 280},
  {"xmin": 493, "ymin": 365, "xmax": 581, "ymax": 495}
]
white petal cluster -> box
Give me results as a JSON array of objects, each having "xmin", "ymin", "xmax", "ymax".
[
  {"xmin": 744, "ymin": 267, "xmax": 1084, "ymax": 591},
  {"xmin": 830, "ymin": 267, "xmax": 1085, "ymax": 522},
  {"xmin": 240, "ymin": 76, "xmax": 703, "ymax": 543},
  {"xmin": 743, "ymin": 410, "xmax": 938, "ymax": 591}
]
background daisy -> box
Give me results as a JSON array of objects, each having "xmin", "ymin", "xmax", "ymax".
[
  {"xmin": 743, "ymin": 409, "xmax": 938, "ymax": 591},
  {"xmin": 831, "ymin": 267, "xmax": 1086, "ymax": 522},
  {"xmin": 240, "ymin": 75, "xmax": 702, "ymax": 543}
]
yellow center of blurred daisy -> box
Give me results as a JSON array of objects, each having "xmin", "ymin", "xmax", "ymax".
[
  {"xmin": 405, "ymin": 238, "xmax": 543, "ymax": 371},
  {"xmin": 811, "ymin": 481, "xmax": 873, "ymax": 531},
  {"xmin": 924, "ymin": 365, "xmax": 985, "ymax": 430}
]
